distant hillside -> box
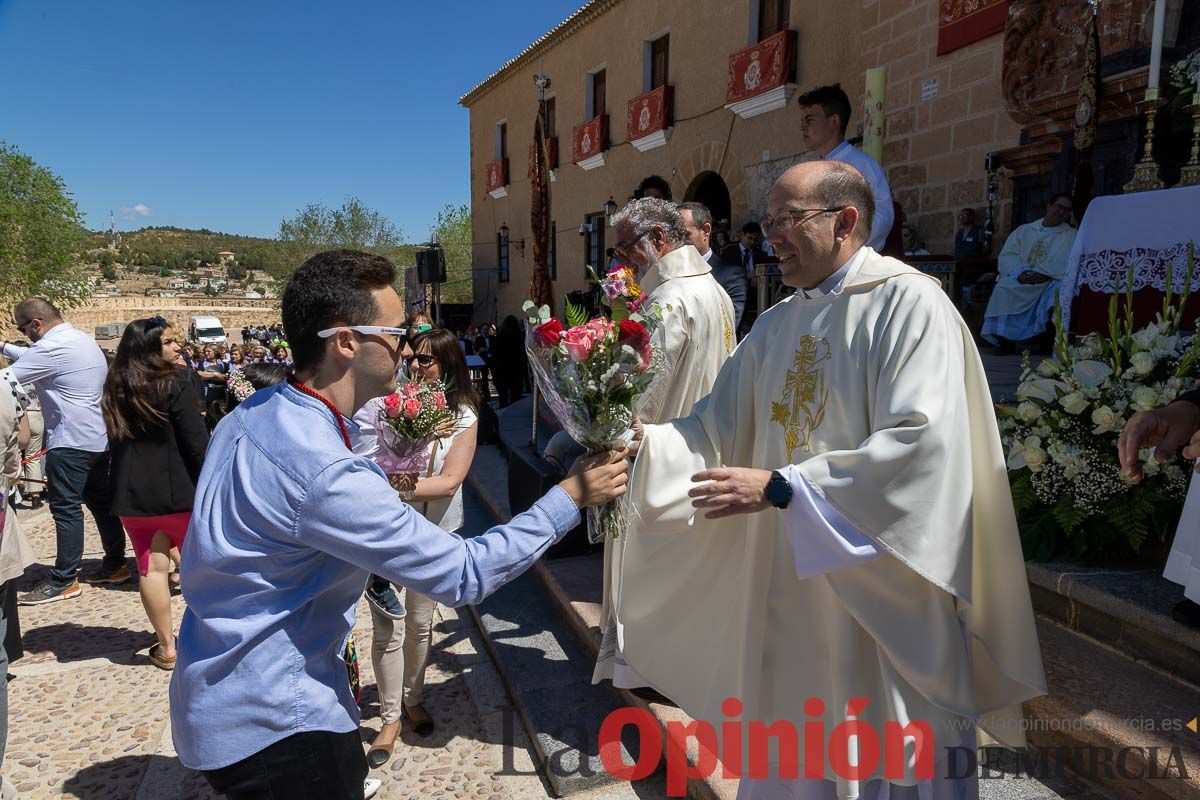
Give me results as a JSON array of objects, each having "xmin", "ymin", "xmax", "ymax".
[{"xmin": 89, "ymin": 226, "xmax": 305, "ymax": 279}]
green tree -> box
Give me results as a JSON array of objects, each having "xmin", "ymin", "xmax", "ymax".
[
  {"xmin": 97, "ymin": 249, "xmax": 116, "ymax": 269},
  {"xmin": 100, "ymin": 264, "xmax": 117, "ymax": 281},
  {"xmin": 0, "ymin": 141, "xmax": 90, "ymax": 309},
  {"xmin": 430, "ymin": 203, "xmax": 473, "ymax": 305},
  {"xmin": 279, "ymin": 197, "xmax": 404, "ymax": 253},
  {"xmin": 158, "ymin": 266, "xmax": 172, "ymax": 277},
  {"xmin": 227, "ymin": 262, "xmax": 247, "ymax": 281}
]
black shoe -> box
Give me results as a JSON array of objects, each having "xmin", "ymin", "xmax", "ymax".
[
  {"xmin": 630, "ymin": 687, "xmax": 676, "ymax": 706},
  {"xmin": 18, "ymin": 579, "xmax": 82, "ymax": 605},
  {"xmin": 365, "ymin": 583, "xmax": 406, "ymax": 620},
  {"xmin": 1171, "ymin": 598, "xmax": 1200, "ymax": 628}
]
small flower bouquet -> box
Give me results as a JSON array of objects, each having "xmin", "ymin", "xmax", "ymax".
[
  {"xmin": 376, "ymin": 379, "xmax": 457, "ymax": 497},
  {"xmin": 998, "ymin": 248, "xmax": 1199, "ymax": 561},
  {"xmin": 523, "ymin": 274, "xmax": 669, "ymax": 542}
]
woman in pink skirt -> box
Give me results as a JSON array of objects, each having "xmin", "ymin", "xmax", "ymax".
[{"xmin": 102, "ymin": 317, "xmax": 209, "ymax": 670}]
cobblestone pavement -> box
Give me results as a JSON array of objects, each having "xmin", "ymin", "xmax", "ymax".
[{"xmin": 4, "ymin": 506, "xmax": 663, "ymax": 800}]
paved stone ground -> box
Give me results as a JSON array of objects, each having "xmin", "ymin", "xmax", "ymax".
[{"xmin": 3, "ymin": 505, "xmax": 666, "ymax": 800}]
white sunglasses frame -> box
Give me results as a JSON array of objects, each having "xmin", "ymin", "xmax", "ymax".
[{"xmin": 317, "ymin": 325, "xmax": 407, "ymax": 340}]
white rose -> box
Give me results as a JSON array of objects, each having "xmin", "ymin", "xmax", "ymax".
[
  {"xmin": 1017, "ymin": 401, "xmax": 1042, "ymax": 423},
  {"xmin": 1017, "ymin": 379, "xmax": 1064, "ymax": 403},
  {"xmin": 1059, "ymin": 391, "xmax": 1089, "ymax": 415},
  {"xmin": 1130, "ymin": 385, "xmax": 1160, "ymax": 412},
  {"xmin": 1035, "ymin": 359, "xmax": 1061, "ymax": 377},
  {"xmin": 1131, "ymin": 325, "xmax": 1159, "ymax": 353},
  {"xmin": 1153, "ymin": 334, "xmax": 1180, "ymax": 358},
  {"xmin": 1090, "ymin": 405, "xmax": 1122, "ymax": 434},
  {"xmin": 1023, "ymin": 446, "xmax": 1047, "ymax": 472},
  {"xmin": 1129, "ymin": 351, "xmax": 1155, "ymax": 376}
]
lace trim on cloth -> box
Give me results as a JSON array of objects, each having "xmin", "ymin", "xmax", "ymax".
[{"xmin": 1063, "ymin": 241, "xmax": 1198, "ymax": 331}]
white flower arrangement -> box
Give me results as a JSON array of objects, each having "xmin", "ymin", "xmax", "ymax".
[{"xmin": 998, "ymin": 246, "xmax": 1199, "ymax": 561}]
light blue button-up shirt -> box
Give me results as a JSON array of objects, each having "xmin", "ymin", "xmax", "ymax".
[
  {"xmin": 169, "ymin": 382, "xmax": 580, "ymax": 770},
  {"xmin": 1, "ymin": 323, "xmax": 109, "ymax": 452}
]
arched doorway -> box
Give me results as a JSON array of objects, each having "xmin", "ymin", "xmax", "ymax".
[{"xmin": 684, "ymin": 171, "xmax": 731, "ymax": 229}]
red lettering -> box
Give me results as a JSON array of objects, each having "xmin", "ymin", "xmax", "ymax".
[
  {"xmin": 883, "ymin": 720, "xmax": 935, "ymax": 780},
  {"xmin": 828, "ymin": 719, "xmax": 881, "ymax": 781},
  {"xmin": 804, "ymin": 697, "xmax": 826, "ymax": 779},
  {"xmin": 599, "ymin": 708, "xmax": 662, "ymax": 782},
  {"xmin": 748, "ymin": 720, "xmax": 800, "ymax": 780},
  {"xmin": 665, "ymin": 719, "xmax": 719, "ymax": 797},
  {"xmin": 720, "ymin": 697, "xmax": 743, "ymax": 779}
]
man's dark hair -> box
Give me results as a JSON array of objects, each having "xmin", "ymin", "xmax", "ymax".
[
  {"xmin": 678, "ymin": 201, "xmax": 712, "ymax": 229},
  {"xmin": 282, "ymin": 249, "xmax": 396, "ymax": 372},
  {"xmin": 13, "ymin": 297, "xmax": 62, "ymax": 324},
  {"xmin": 634, "ymin": 174, "xmax": 673, "ymax": 201},
  {"xmin": 1048, "ymin": 192, "xmax": 1073, "ymax": 207},
  {"xmin": 814, "ymin": 163, "xmax": 876, "ymax": 244},
  {"xmin": 797, "ymin": 84, "xmax": 852, "ymax": 136},
  {"xmin": 741, "ymin": 221, "xmax": 763, "ymax": 235}
]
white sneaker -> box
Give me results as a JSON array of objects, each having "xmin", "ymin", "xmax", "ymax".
[{"xmin": 364, "ymin": 777, "xmax": 382, "ymax": 799}]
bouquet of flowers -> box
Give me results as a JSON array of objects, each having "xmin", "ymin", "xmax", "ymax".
[
  {"xmin": 376, "ymin": 379, "xmax": 458, "ymax": 497},
  {"xmin": 523, "ymin": 266, "xmax": 670, "ymax": 542},
  {"xmin": 998, "ymin": 248, "xmax": 1199, "ymax": 561}
]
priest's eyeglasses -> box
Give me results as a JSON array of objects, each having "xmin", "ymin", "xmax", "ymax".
[
  {"xmin": 317, "ymin": 325, "xmax": 407, "ymax": 347},
  {"xmin": 762, "ymin": 207, "xmax": 846, "ymax": 234}
]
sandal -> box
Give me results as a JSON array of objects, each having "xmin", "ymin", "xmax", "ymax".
[
  {"xmin": 148, "ymin": 643, "xmax": 176, "ymax": 671},
  {"xmin": 403, "ymin": 703, "xmax": 434, "ymax": 737}
]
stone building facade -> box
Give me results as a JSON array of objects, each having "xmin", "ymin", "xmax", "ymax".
[{"xmin": 461, "ymin": 0, "xmax": 1193, "ymax": 321}]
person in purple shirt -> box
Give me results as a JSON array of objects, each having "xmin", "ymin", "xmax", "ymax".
[{"xmin": 170, "ymin": 250, "xmax": 627, "ymax": 799}]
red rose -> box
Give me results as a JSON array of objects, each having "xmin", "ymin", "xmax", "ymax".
[
  {"xmin": 617, "ymin": 319, "xmax": 652, "ymax": 372},
  {"xmin": 383, "ymin": 393, "xmax": 402, "ymax": 419},
  {"xmin": 534, "ymin": 319, "xmax": 564, "ymax": 348}
]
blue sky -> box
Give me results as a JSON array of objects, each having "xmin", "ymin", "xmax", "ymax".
[{"xmin": 0, "ymin": 0, "xmax": 579, "ymax": 240}]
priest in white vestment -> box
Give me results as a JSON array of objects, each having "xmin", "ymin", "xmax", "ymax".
[
  {"xmin": 1120, "ymin": 387, "xmax": 1200, "ymax": 627},
  {"xmin": 616, "ymin": 163, "xmax": 1046, "ymax": 800},
  {"xmin": 982, "ymin": 195, "xmax": 1077, "ymax": 349},
  {"xmin": 593, "ymin": 198, "xmax": 736, "ymax": 690}
]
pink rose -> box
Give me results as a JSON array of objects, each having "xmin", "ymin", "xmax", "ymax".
[
  {"xmin": 402, "ymin": 398, "xmax": 422, "ymax": 420},
  {"xmin": 433, "ymin": 392, "xmax": 447, "ymax": 411},
  {"xmin": 586, "ymin": 317, "xmax": 611, "ymax": 340},
  {"xmin": 400, "ymin": 382, "xmax": 420, "ymax": 399},
  {"xmin": 562, "ymin": 326, "xmax": 596, "ymax": 362},
  {"xmin": 383, "ymin": 394, "xmax": 402, "ymax": 419}
]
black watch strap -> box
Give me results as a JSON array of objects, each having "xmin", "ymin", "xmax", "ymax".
[{"xmin": 765, "ymin": 470, "xmax": 793, "ymax": 509}]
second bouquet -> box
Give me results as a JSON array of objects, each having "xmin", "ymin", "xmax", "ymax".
[{"xmin": 376, "ymin": 379, "xmax": 458, "ymax": 498}]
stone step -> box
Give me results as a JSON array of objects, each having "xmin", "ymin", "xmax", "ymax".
[
  {"xmin": 460, "ymin": 488, "xmax": 667, "ymax": 798},
  {"xmin": 1026, "ymin": 562, "xmax": 1200, "ymax": 690},
  {"xmin": 1025, "ymin": 615, "xmax": 1200, "ymax": 800}
]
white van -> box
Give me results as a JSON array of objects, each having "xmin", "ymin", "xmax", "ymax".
[{"xmin": 189, "ymin": 315, "xmax": 227, "ymax": 345}]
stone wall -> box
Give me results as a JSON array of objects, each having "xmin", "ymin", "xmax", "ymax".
[{"xmin": 857, "ymin": 0, "xmax": 1021, "ymax": 253}]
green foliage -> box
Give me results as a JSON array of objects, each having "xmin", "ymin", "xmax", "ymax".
[
  {"xmin": 0, "ymin": 141, "xmax": 91, "ymax": 309},
  {"xmin": 96, "ymin": 249, "xmax": 116, "ymax": 269},
  {"xmin": 100, "ymin": 264, "xmax": 117, "ymax": 281},
  {"xmin": 227, "ymin": 262, "xmax": 247, "ymax": 281},
  {"xmin": 158, "ymin": 266, "xmax": 172, "ymax": 277},
  {"xmin": 565, "ymin": 299, "xmax": 588, "ymax": 328},
  {"xmin": 428, "ymin": 203, "xmax": 472, "ymax": 305},
  {"xmin": 279, "ymin": 197, "xmax": 403, "ymax": 252}
]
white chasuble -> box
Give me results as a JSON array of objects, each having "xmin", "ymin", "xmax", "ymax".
[
  {"xmin": 617, "ymin": 249, "xmax": 1046, "ymax": 797},
  {"xmin": 1164, "ymin": 471, "xmax": 1200, "ymax": 601},
  {"xmin": 594, "ymin": 243, "xmax": 736, "ymax": 688},
  {"xmin": 984, "ymin": 221, "xmax": 1077, "ymax": 321}
]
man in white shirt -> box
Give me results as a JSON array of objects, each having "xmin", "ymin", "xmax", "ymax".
[
  {"xmin": 798, "ymin": 84, "xmax": 895, "ymax": 252},
  {"xmin": 1, "ymin": 298, "xmax": 129, "ymax": 604}
]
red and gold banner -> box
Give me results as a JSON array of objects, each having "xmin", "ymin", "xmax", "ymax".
[
  {"xmin": 529, "ymin": 102, "xmax": 553, "ymax": 312},
  {"xmin": 527, "ymin": 137, "xmax": 559, "ymax": 179},
  {"xmin": 627, "ymin": 85, "xmax": 673, "ymax": 141},
  {"xmin": 485, "ymin": 158, "xmax": 508, "ymax": 193},
  {"xmin": 937, "ymin": 0, "xmax": 1010, "ymax": 56},
  {"xmin": 725, "ymin": 30, "xmax": 795, "ymax": 105},
  {"xmin": 572, "ymin": 115, "xmax": 608, "ymax": 163}
]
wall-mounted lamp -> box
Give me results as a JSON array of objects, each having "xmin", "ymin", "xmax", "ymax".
[{"xmin": 604, "ymin": 196, "xmax": 618, "ymax": 217}]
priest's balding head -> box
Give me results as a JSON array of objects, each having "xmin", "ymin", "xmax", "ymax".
[
  {"xmin": 609, "ymin": 197, "xmax": 688, "ymax": 278},
  {"xmin": 765, "ymin": 161, "xmax": 875, "ymax": 290}
]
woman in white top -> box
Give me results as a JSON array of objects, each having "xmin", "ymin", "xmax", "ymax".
[{"xmin": 353, "ymin": 328, "xmax": 480, "ymax": 769}]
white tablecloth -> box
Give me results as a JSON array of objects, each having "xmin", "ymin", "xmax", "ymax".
[{"xmin": 1061, "ymin": 185, "xmax": 1200, "ymax": 332}]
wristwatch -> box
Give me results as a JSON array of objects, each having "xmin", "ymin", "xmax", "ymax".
[{"xmin": 764, "ymin": 470, "xmax": 793, "ymax": 509}]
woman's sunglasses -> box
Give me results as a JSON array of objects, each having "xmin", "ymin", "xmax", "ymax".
[{"xmin": 405, "ymin": 353, "xmax": 438, "ymax": 367}]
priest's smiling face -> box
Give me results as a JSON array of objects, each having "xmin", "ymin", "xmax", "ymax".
[{"xmin": 765, "ymin": 163, "xmax": 865, "ymax": 290}]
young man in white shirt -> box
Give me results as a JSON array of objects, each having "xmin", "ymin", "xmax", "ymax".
[{"xmin": 798, "ymin": 84, "xmax": 895, "ymax": 253}]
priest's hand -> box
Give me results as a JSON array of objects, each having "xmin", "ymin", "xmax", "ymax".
[
  {"xmin": 688, "ymin": 467, "xmax": 773, "ymax": 519},
  {"xmin": 559, "ymin": 449, "xmax": 629, "ymax": 509},
  {"xmin": 1119, "ymin": 400, "xmax": 1200, "ymax": 482},
  {"xmin": 1017, "ymin": 270, "xmax": 1050, "ymax": 285}
]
